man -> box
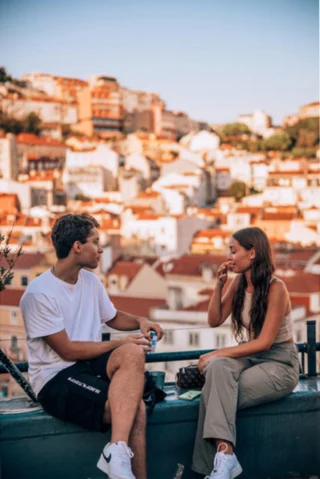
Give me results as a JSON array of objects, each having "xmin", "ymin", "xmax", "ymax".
[{"xmin": 20, "ymin": 214, "xmax": 164, "ymax": 479}]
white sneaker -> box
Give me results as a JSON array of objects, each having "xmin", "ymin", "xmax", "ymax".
[
  {"xmin": 205, "ymin": 443, "xmax": 242, "ymax": 479},
  {"xmin": 97, "ymin": 441, "xmax": 135, "ymax": 479}
]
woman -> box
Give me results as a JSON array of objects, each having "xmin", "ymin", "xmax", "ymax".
[{"xmin": 192, "ymin": 227, "xmax": 300, "ymax": 479}]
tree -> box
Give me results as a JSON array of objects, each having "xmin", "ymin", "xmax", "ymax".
[
  {"xmin": 0, "ymin": 111, "xmax": 42, "ymax": 135},
  {"xmin": 222, "ymin": 123, "xmax": 251, "ymax": 136},
  {"xmin": 290, "ymin": 147, "xmax": 318, "ymax": 158},
  {"xmin": 0, "ymin": 229, "xmax": 23, "ymax": 292},
  {"xmin": 0, "ymin": 66, "xmax": 12, "ymax": 84},
  {"xmin": 228, "ymin": 180, "xmax": 247, "ymax": 202},
  {"xmin": 61, "ymin": 124, "xmax": 72, "ymax": 140},
  {"xmin": 75, "ymin": 193, "xmax": 91, "ymax": 201},
  {"xmin": 261, "ymin": 133, "xmax": 292, "ymax": 151},
  {"xmin": 285, "ymin": 117, "xmax": 319, "ymax": 147},
  {"xmin": 0, "ymin": 111, "xmax": 23, "ymax": 134},
  {"xmin": 22, "ymin": 112, "xmax": 42, "ymax": 135}
]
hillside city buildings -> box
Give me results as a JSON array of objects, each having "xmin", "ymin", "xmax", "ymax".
[{"xmin": 0, "ymin": 71, "xmax": 319, "ymax": 395}]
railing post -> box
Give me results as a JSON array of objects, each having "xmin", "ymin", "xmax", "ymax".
[{"xmin": 306, "ymin": 320, "xmax": 317, "ymax": 377}]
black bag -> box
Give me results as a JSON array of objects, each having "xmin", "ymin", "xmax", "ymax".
[
  {"xmin": 143, "ymin": 371, "xmax": 166, "ymax": 414},
  {"xmin": 176, "ymin": 365, "xmax": 205, "ymax": 389}
]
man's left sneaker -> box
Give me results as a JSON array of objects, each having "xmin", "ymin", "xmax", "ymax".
[{"xmin": 97, "ymin": 441, "xmax": 135, "ymax": 479}]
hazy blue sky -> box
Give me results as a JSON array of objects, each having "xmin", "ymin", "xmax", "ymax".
[{"xmin": 0, "ymin": 0, "xmax": 318, "ymax": 124}]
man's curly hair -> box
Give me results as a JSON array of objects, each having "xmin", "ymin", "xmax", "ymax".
[{"xmin": 51, "ymin": 214, "xmax": 100, "ymax": 259}]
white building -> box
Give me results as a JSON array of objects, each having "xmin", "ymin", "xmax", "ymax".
[
  {"xmin": 152, "ymin": 170, "xmax": 212, "ymax": 208},
  {"xmin": 180, "ymin": 130, "xmax": 220, "ymax": 153},
  {"xmin": 22, "ymin": 72, "xmax": 88, "ymax": 102},
  {"xmin": 121, "ymin": 211, "xmax": 211, "ymax": 256},
  {"xmin": 263, "ymin": 187, "xmax": 298, "ymax": 206},
  {"xmin": 237, "ymin": 109, "xmax": 272, "ymax": 136},
  {"xmin": 0, "ymin": 133, "xmax": 19, "ymax": 180},
  {"xmin": 0, "ymin": 178, "xmax": 32, "ymax": 209},
  {"xmin": 1, "ymin": 96, "xmax": 78, "ymax": 127},
  {"xmin": 63, "ymin": 144, "xmax": 119, "ymax": 197},
  {"xmin": 125, "ymin": 153, "xmax": 151, "ymax": 182}
]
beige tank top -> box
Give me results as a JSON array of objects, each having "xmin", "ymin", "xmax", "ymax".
[{"xmin": 241, "ymin": 279, "xmax": 293, "ymax": 343}]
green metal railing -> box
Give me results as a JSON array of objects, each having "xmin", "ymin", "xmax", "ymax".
[{"xmin": 1, "ymin": 321, "xmax": 319, "ymax": 377}]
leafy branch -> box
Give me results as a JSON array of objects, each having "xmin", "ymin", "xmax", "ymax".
[{"xmin": 0, "ymin": 227, "xmax": 23, "ymax": 292}]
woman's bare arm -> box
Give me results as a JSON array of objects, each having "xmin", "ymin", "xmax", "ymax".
[{"xmin": 208, "ymin": 264, "xmax": 240, "ymax": 327}]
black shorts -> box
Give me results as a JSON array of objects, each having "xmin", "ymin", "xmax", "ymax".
[{"xmin": 38, "ymin": 351, "xmax": 113, "ymax": 432}]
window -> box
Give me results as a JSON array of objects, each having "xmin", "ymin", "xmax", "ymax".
[
  {"xmin": 21, "ymin": 276, "xmax": 28, "ymax": 286},
  {"xmin": 10, "ymin": 311, "xmax": 18, "ymax": 325},
  {"xmin": 10, "ymin": 336, "xmax": 19, "ymax": 353},
  {"xmin": 216, "ymin": 334, "xmax": 226, "ymax": 348},
  {"xmin": 163, "ymin": 330, "xmax": 174, "ymax": 345},
  {"xmin": 189, "ymin": 332, "xmax": 200, "ymax": 347}
]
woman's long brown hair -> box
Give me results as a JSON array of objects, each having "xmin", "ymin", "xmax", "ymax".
[{"xmin": 231, "ymin": 227, "xmax": 275, "ymax": 341}]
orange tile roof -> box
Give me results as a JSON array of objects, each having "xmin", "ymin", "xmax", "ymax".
[
  {"xmin": 16, "ymin": 133, "xmax": 66, "ymax": 147},
  {"xmin": 261, "ymin": 210, "xmax": 297, "ymax": 221},
  {"xmin": 169, "ymin": 253, "xmax": 227, "ymax": 276},
  {"xmin": 198, "ymin": 288, "xmax": 214, "ymax": 295},
  {"xmin": 183, "ymin": 299, "xmax": 210, "ymax": 312},
  {"xmin": 107, "ymin": 261, "xmax": 143, "ymax": 282},
  {"xmin": 100, "ymin": 218, "xmax": 120, "ymax": 230},
  {"xmin": 137, "ymin": 190, "xmax": 160, "ymax": 199},
  {"xmin": 193, "ymin": 229, "xmax": 231, "ymax": 239},
  {"xmin": 194, "ymin": 208, "xmax": 222, "ymax": 218},
  {"xmin": 0, "ymin": 194, "xmax": 20, "ymax": 214},
  {"xmin": 235, "ymin": 206, "xmax": 261, "ymax": 215},
  {"xmin": 23, "ymin": 170, "xmax": 57, "ymax": 182},
  {"xmin": 0, "ymin": 288, "xmax": 25, "ymax": 307},
  {"xmin": 274, "ymin": 248, "xmax": 318, "ymax": 265},
  {"xmin": 216, "ymin": 167, "xmax": 231, "ymax": 173},
  {"xmin": 124, "ymin": 206, "xmax": 154, "ymax": 215},
  {"xmin": 136, "ymin": 213, "xmax": 163, "ymax": 220},
  {"xmin": 109, "ymin": 295, "xmax": 166, "ymax": 318},
  {"xmin": 165, "ymin": 184, "xmax": 190, "ymax": 190},
  {"xmin": 303, "ymin": 101, "xmax": 320, "ymax": 107},
  {"xmin": 278, "ymin": 273, "xmax": 320, "ymax": 294},
  {"xmin": 0, "ymin": 253, "xmax": 46, "ymax": 270}
]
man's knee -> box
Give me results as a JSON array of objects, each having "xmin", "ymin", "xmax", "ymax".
[
  {"xmin": 108, "ymin": 343, "xmax": 145, "ymax": 375},
  {"xmin": 119, "ymin": 343, "xmax": 145, "ymax": 364}
]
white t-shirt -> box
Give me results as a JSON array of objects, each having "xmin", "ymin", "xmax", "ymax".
[{"xmin": 20, "ymin": 269, "xmax": 117, "ymax": 396}]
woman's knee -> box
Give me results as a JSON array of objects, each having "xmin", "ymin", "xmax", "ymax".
[
  {"xmin": 205, "ymin": 357, "xmax": 239, "ymax": 379},
  {"xmin": 207, "ymin": 356, "xmax": 235, "ymax": 371}
]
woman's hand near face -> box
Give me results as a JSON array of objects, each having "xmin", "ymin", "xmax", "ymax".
[{"xmin": 217, "ymin": 261, "xmax": 230, "ymax": 288}]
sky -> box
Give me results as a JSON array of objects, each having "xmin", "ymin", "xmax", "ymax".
[{"xmin": 0, "ymin": 0, "xmax": 319, "ymax": 125}]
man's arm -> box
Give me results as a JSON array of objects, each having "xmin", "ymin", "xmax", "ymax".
[
  {"xmin": 44, "ymin": 329, "xmax": 151, "ymax": 362},
  {"xmin": 107, "ymin": 310, "xmax": 164, "ymax": 340}
]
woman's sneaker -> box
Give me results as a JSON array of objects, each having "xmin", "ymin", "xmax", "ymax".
[
  {"xmin": 97, "ymin": 441, "xmax": 135, "ymax": 479},
  {"xmin": 205, "ymin": 444, "xmax": 242, "ymax": 479}
]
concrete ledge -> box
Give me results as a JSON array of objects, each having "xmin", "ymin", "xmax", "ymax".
[{"xmin": 1, "ymin": 378, "xmax": 320, "ymax": 479}]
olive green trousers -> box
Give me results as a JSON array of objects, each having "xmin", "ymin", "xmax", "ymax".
[{"xmin": 192, "ymin": 342, "xmax": 300, "ymax": 476}]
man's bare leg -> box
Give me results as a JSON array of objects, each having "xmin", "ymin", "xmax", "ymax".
[
  {"xmin": 106, "ymin": 343, "xmax": 145, "ymax": 444},
  {"xmin": 129, "ymin": 400, "xmax": 147, "ymax": 479},
  {"xmin": 103, "ymin": 399, "xmax": 147, "ymax": 479}
]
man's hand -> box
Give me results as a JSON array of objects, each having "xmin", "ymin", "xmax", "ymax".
[
  {"xmin": 120, "ymin": 333, "xmax": 152, "ymax": 352},
  {"xmin": 138, "ymin": 317, "xmax": 164, "ymax": 340}
]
